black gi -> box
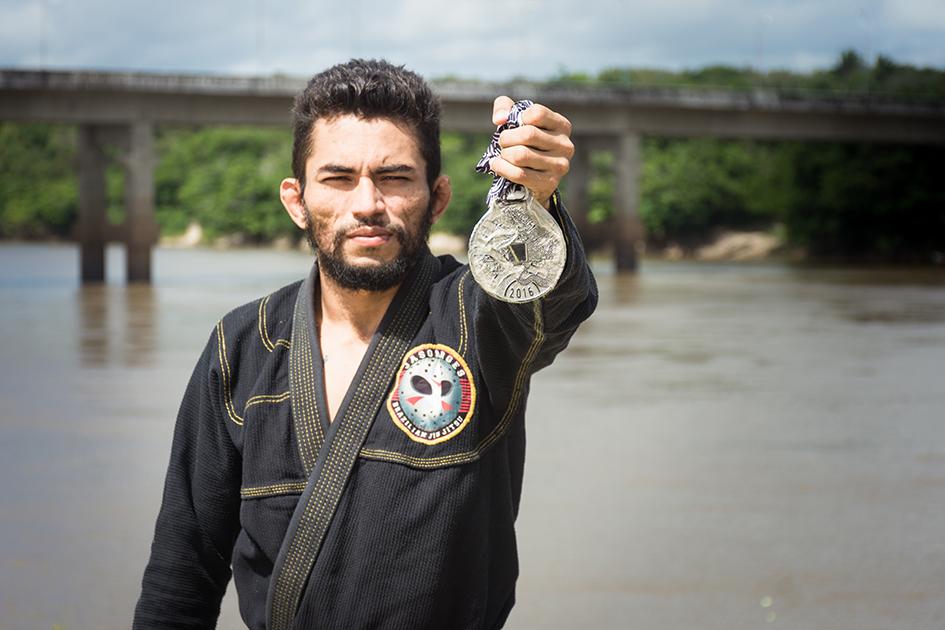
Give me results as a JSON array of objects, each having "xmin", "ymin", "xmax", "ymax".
[{"xmin": 134, "ymin": 197, "xmax": 597, "ymax": 629}]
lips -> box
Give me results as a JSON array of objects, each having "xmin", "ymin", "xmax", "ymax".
[{"xmin": 346, "ymin": 226, "xmax": 392, "ymax": 247}]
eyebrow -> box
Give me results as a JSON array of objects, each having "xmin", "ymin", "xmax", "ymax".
[
  {"xmin": 374, "ymin": 164, "xmax": 416, "ymax": 176},
  {"xmin": 318, "ymin": 164, "xmax": 356, "ymax": 175},
  {"xmin": 318, "ymin": 163, "xmax": 416, "ymax": 175}
]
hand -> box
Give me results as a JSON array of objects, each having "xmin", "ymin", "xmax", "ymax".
[{"xmin": 489, "ymin": 96, "xmax": 574, "ymax": 209}]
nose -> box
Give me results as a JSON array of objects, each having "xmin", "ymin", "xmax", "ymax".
[{"xmin": 351, "ymin": 176, "xmax": 384, "ymax": 219}]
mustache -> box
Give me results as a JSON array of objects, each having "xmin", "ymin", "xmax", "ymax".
[{"xmin": 331, "ymin": 217, "xmax": 406, "ymax": 246}]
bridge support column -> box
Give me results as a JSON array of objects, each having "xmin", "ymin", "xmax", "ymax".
[
  {"xmin": 613, "ymin": 131, "xmax": 645, "ymax": 272},
  {"xmin": 77, "ymin": 126, "xmax": 107, "ymax": 284},
  {"xmin": 123, "ymin": 121, "xmax": 157, "ymax": 283},
  {"xmin": 566, "ymin": 138, "xmax": 591, "ymax": 238}
]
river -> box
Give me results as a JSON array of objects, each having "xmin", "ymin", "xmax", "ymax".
[{"xmin": 1, "ymin": 243, "xmax": 943, "ymax": 629}]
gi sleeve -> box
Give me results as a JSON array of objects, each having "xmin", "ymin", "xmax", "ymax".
[
  {"xmin": 133, "ymin": 327, "xmax": 242, "ymax": 629},
  {"xmin": 473, "ymin": 192, "xmax": 598, "ymax": 407}
]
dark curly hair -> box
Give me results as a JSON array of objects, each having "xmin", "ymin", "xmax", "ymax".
[{"xmin": 291, "ymin": 59, "xmax": 441, "ymax": 190}]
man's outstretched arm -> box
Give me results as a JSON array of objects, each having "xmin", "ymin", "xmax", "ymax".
[{"xmin": 473, "ymin": 97, "xmax": 598, "ymax": 388}]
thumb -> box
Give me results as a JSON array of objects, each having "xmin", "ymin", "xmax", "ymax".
[{"xmin": 492, "ymin": 95, "xmax": 515, "ymax": 126}]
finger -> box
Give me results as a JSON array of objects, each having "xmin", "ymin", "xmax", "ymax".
[
  {"xmin": 498, "ymin": 125, "xmax": 575, "ymax": 159},
  {"xmin": 490, "ymin": 154, "xmax": 566, "ymax": 191},
  {"xmin": 498, "ymin": 145, "xmax": 570, "ymax": 178},
  {"xmin": 520, "ymin": 103, "xmax": 572, "ymax": 135},
  {"xmin": 492, "ymin": 95, "xmax": 515, "ymax": 126},
  {"xmin": 489, "ymin": 157, "xmax": 559, "ymax": 206}
]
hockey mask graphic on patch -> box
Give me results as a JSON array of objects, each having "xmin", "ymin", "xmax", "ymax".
[
  {"xmin": 387, "ymin": 344, "xmax": 476, "ymax": 446},
  {"xmin": 397, "ymin": 356, "xmax": 464, "ymax": 432}
]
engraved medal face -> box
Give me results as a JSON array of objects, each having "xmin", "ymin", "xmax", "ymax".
[{"xmin": 468, "ymin": 189, "xmax": 567, "ymax": 303}]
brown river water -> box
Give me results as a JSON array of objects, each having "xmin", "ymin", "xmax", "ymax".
[{"xmin": 1, "ymin": 243, "xmax": 944, "ymax": 630}]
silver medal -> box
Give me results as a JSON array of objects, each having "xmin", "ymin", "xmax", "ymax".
[{"xmin": 468, "ymin": 187, "xmax": 567, "ymax": 303}]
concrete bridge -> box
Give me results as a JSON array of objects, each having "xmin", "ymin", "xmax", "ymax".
[{"xmin": 2, "ymin": 69, "xmax": 944, "ymax": 282}]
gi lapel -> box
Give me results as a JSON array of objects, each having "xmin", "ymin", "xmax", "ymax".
[
  {"xmin": 267, "ymin": 252, "xmax": 439, "ymax": 630},
  {"xmin": 289, "ymin": 264, "xmax": 326, "ymax": 474}
]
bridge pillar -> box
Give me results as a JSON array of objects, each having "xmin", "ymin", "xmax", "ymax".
[
  {"xmin": 75, "ymin": 122, "xmax": 158, "ymax": 284},
  {"xmin": 613, "ymin": 131, "xmax": 645, "ymax": 272},
  {"xmin": 77, "ymin": 126, "xmax": 107, "ymax": 283},
  {"xmin": 123, "ymin": 121, "xmax": 157, "ymax": 283},
  {"xmin": 566, "ymin": 138, "xmax": 591, "ymax": 238}
]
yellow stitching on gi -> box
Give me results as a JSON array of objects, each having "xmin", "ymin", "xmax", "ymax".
[
  {"xmin": 296, "ymin": 284, "xmax": 326, "ymax": 471},
  {"xmin": 216, "ymin": 320, "xmax": 244, "ymax": 426},
  {"xmin": 297, "ymin": 325, "xmax": 316, "ymax": 469},
  {"xmin": 259, "ymin": 294, "xmax": 291, "ymax": 352},
  {"xmin": 240, "ymin": 481, "xmax": 307, "ymax": 499},
  {"xmin": 303, "ymin": 312, "xmax": 323, "ymax": 453},
  {"xmin": 290, "ymin": 292, "xmax": 323, "ymax": 474},
  {"xmin": 479, "ymin": 299, "xmax": 544, "ymax": 449},
  {"xmin": 244, "ymin": 391, "xmax": 291, "ymax": 411},
  {"xmin": 556, "ymin": 191, "xmax": 571, "ymax": 251},
  {"xmin": 258, "ymin": 297, "xmax": 273, "ymax": 351},
  {"xmin": 457, "ymin": 271, "xmax": 469, "ymax": 355},
  {"xmin": 360, "ymin": 300, "xmax": 545, "ymax": 468}
]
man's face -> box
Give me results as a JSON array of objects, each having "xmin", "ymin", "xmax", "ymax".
[{"xmin": 290, "ymin": 115, "xmax": 449, "ymax": 291}]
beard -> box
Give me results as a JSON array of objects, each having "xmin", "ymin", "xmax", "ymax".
[{"xmin": 303, "ymin": 203, "xmax": 434, "ymax": 292}]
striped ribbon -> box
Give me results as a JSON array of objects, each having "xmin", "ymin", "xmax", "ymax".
[{"xmin": 475, "ymin": 99, "xmax": 534, "ymax": 205}]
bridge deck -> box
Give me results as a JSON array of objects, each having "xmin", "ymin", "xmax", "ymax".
[{"xmin": 3, "ymin": 69, "xmax": 943, "ymax": 282}]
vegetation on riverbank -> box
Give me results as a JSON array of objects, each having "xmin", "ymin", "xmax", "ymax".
[{"xmin": 1, "ymin": 51, "xmax": 943, "ymax": 262}]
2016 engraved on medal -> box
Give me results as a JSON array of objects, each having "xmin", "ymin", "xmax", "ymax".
[{"xmin": 468, "ymin": 188, "xmax": 566, "ymax": 303}]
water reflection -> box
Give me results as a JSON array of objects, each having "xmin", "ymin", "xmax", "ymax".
[
  {"xmin": 787, "ymin": 264, "xmax": 945, "ymax": 288},
  {"xmin": 124, "ymin": 285, "xmax": 156, "ymax": 367},
  {"xmin": 831, "ymin": 298, "xmax": 945, "ymax": 324},
  {"xmin": 608, "ymin": 272, "xmax": 642, "ymax": 306},
  {"xmin": 78, "ymin": 285, "xmax": 109, "ymax": 367},
  {"xmin": 77, "ymin": 284, "xmax": 156, "ymax": 367}
]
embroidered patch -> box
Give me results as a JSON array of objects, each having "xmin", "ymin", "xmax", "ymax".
[{"xmin": 387, "ymin": 343, "xmax": 476, "ymax": 445}]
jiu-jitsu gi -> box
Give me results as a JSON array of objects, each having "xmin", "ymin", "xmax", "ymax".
[{"xmin": 134, "ymin": 196, "xmax": 597, "ymax": 630}]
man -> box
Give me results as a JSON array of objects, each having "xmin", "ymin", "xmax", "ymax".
[{"xmin": 135, "ymin": 59, "xmax": 597, "ymax": 630}]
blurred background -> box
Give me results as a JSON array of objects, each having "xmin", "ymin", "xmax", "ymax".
[{"xmin": 1, "ymin": 1, "xmax": 944, "ymax": 629}]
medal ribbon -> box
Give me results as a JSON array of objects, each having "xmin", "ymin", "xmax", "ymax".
[{"xmin": 475, "ymin": 99, "xmax": 534, "ymax": 205}]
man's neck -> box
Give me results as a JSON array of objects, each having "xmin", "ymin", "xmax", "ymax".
[
  {"xmin": 316, "ymin": 273, "xmax": 401, "ymax": 343},
  {"xmin": 315, "ymin": 272, "xmax": 401, "ymax": 422}
]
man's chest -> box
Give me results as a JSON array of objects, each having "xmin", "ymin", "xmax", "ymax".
[
  {"xmin": 319, "ymin": 336, "xmax": 369, "ymax": 422},
  {"xmin": 322, "ymin": 356, "xmax": 364, "ymax": 421}
]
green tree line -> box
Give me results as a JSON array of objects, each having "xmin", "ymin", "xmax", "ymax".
[
  {"xmin": 552, "ymin": 49, "xmax": 945, "ymax": 102},
  {"xmin": 1, "ymin": 51, "xmax": 943, "ymax": 261}
]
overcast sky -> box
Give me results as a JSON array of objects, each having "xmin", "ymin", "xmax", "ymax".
[{"xmin": 1, "ymin": 0, "xmax": 943, "ymax": 80}]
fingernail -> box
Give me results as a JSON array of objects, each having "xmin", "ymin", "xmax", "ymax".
[{"xmin": 495, "ymin": 109, "xmax": 509, "ymax": 121}]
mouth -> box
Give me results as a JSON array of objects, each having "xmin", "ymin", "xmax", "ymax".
[{"xmin": 346, "ymin": 226, "xmax": 393, "ymax": 247}]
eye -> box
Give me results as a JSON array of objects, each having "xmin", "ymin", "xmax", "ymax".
[
  {"xmin": 441, "ymin": 381, "xmax": 452, "ymax": 396},
  {"xmin": 411, "ymin": 375, "xmax": 433, "ymax": 395}
]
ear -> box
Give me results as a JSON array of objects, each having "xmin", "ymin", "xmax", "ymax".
[
  {"xmin": 280, "ymin": 178, "xmax": 308, "ymax": 230},
  {"xmin": 429, "ymin": 175, "xmax": 452, "ymax": 226}
]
